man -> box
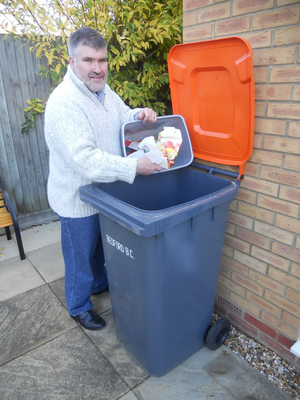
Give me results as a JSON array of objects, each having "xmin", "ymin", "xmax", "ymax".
[{"xmin": 44, "ymin": 27, "xmax": 161, "ymax": 331}]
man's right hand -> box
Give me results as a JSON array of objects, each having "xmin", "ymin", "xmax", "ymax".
[{"xmin": 136, "ymin": 156, "xmax": 162, "ymax": 175}]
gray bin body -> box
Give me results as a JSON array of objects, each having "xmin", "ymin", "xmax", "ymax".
[{"xmin": 80, "ymin": 167, "xmax": 239, "ymax": 376}]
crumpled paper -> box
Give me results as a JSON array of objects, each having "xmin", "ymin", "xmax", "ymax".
[{"xmin": 127, "ymin": 127, "xmax": 182, "ymax": 169}]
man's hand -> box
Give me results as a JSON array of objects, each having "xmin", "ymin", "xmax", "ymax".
[
  {"xmin": 136, "ymin": 156, "xmax": 162, "ymax": 175},
  {"xmin": 137, "ymin": 107, "xmax": 157, "ymax": 123}
]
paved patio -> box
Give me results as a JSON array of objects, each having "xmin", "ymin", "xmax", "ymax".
[{"xmin": 0, "ymin": 221, "xmax": 292, "ymax": 399}]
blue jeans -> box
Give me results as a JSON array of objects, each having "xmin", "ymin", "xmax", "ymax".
[{"xmin": 59, "ymin": 214, "xmax": 108, "ymax": 316}]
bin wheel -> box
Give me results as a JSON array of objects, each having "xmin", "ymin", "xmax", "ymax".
[{"xmin": 206, "ymin": 318, "xmax": 231, "ymax": 351}]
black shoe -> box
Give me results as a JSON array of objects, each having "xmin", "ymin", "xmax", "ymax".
[
  {"xmin": 71, "ymin": 310, "xmax": 106, "ymax": 331},
  {"xmin": 91, "ymin": 285, "xmax": 109, "ymax": 296}
]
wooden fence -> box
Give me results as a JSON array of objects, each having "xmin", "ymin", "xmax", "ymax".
[{"xmin": 0, "ymin": 34, "xmax": 57, "ymax": 229}]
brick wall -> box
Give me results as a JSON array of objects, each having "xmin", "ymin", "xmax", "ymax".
[{"xmin": 183, "ymin": 0, "xmax": 300, "ymax": 367}]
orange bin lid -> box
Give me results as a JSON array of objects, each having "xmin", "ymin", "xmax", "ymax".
[{"xmin": 168, "ymin": 37, "xmax": 255, "ymax": 177}]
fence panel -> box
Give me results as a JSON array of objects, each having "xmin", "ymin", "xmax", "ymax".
[{"xmin": 0, "ymin": 34, "xmax": 56, "ymax": 228}]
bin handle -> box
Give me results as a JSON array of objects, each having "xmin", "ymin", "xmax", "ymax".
[{"xmin": 190, "ymin": 163, "xmax": 242, "ymax": 183}]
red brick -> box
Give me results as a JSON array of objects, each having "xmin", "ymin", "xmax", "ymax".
[
  {"xmin": 278, "ymin": 333, "xmax": 296, "ymax": 349},
  {"xmin": 245, "ymin": 313, "xmax": 277, "ymax": 339},
  {"xmin": 263, "ymin": 136, "xmax": 300, "ymax": 154},
  {"xmin": 238, "ymin": 202, "xmax": 274, "ymax": 223},
  {"xmin": 255, "ymin": 84, "xmax": 291, "ymax": 101},
  {"xmin": 254, "ymin": 220, "xmax": 294, "ymax": 246},
  {"xmin": 236, "ymin": 226, "xmax": 270, "ymax": 250},
  {"xmin": 261, "ymin": 311, "xmax": 298, "ymax": 338},
  {"xmin": 251, "ymin": 246, "xmax": 290, "ymax": 272},
  {"xmin": 264, "ymin": 290, "xmax": 300, "ymax": 317},
  {"xmin": 284, "ymin": 154, "xmax": 300, "ymax": 171},
  {"xmin": 293, "ymin": 85, "xmax": 300, "ymax": 102},
  {"xmin": 219, "ymin": 263, "xmax": 231, "ymax": 278},
  {"xmin": 272, "ymin": 243, "xmax": 300, "ymax": 265},
  {"xmin": 244, "ymin": 162, "xmax": 259, "ymax": 177},
  {"xmin": 236, "ymin": 189, "xmax": 257, "ymax": 205},
  {"xmin": 231, "ymin": 291, "xmax": 261, "ymax": 317},
  {"xmin": 255, "ymin": 118, "xmax": 286, "ymax": 135},
  {"xmin": 215, "ymin": 16, "xmax": 251, "ymax": 36},
  {"xmin": 228, "ymin": 312, "xmax": 259, "ymax": 339},
  {"xmin": 288, "ymin": 121, "xmax": 300, "ymax": 137},
  {"xmin": 218, "ymin": 274, "xmax": 246, "ymax": 297},
  {"xmin": 233, "ymin": 0, "xmax": 274, "ymax": 16},
  {"xmin": 224, "ymin": 233, "xmax": 251, "ymax": 253},
  {"xmin": 252, "ymin": 7, "xmax": 300, "ymax": 30},
  {"xmin": 282, "ymin": 311, "xmax": 300, "ymax": 330},
  {"xmin": 253, "ymin": 48, "xmax": 295, "ymax": 66},
  {"xmin": 261, "ymin": 165, "xmax": 300, "ymax": 187},
  {"xmin": 234, "ymin": 250, "xmax": 268, "ymax": 274},
  {"xmin": 270, "ymin": 66, "xmax": 300, "ymax": 83},
  {"xmin": 216, "ymin": 283, "xmax": 230, "ymax": 299},
  {"xmin": 253, "ymin": 133, "xmax": 262, "ymax": 149},
  {"xmin": 198, "ymin": 3, "xmax": 230, "ymax": 23},
  {"xmin": 222, "ymin": 244, "xmax": 234, "ymax": 258},
  {"xmin": 268, "ymin": 265, "xmax": 300, "ymax": 290},
  {"xmin": 250, "ymin": 150, "xmax": 282, "ymax": 167},
  {"xmin": 226, "ymin": 222, "xmax": 236, "ymax": 236},
  {"xmin": 257, "ymin": 194, "xmax": 299, "ymax": 218},
  {"xmin": 279, "ymin": 185, "xmax": 300, "ymax": 204},
  {"xmin": 242, "ymin": 176, "xmax": 279, "ymax": 196},
  {"xmin": 232, "ymin": 272, "xmax": 264, "ymax": 296},
  {"xmin": 249, "ymin": 270, "xmax": 285, "ymax": 296},
  {"xmin": 183, "ymin": 11, "xmax": 197, "ymax": 27},
  {"xmin": 259, "ymin": 332, "xmax": 297, "ymax": 365},
  {"xmin": 278, "ymin": 0, "xmax": 300, "ymax": 5},
  {"xmin": 286, "ymin": 288, "xmax": 300, "ymax": 305},
  {"xmin": 239, "ymin": 31, "xmax": 271, "ymax": 49},
  {"xmin": 274, "ymin": 26, "xmax": 300, "ymax": 46},
  {"xmin": 183, "ymin": 24, "xmax": 212, "ymax": 42},
  {"xmin": 276, "ymin": 214, "xmax": 300, "ymax": 234},
  {"xmin": 255, "ymin": 102, "xmax": 266, "ymax": 117},
  {"xmin": 267, "ymin": 103, "xmax": 300, "ymax": 120},
  {"xmin": 291, "ymin": 263, "xmax": 300, "ymax": 278},
  {"xmin": 254, "ymin": 67, "xmax": 268, "ymax": 83},
  {"xmin": 221, "ymin": 254, "xmax": 248, "ymax": 276},
  {"xmin": 247, "ymin": 292, "xmax": 281, "ymax": 317},
  {"xmin": 183, "ymin": 0, "xmax": 213, "ymax": 11}
]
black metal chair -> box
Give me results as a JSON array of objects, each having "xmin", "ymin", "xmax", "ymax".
[{"xmin": 0, "ymin": 181, "xmax": 25, "ymax": 260}]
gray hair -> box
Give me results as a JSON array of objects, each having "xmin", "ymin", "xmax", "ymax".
[{"xmin": 68, "ymin": 27, "xmax": 107, "ymax": 58}]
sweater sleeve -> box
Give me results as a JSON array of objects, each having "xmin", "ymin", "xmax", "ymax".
[{"xmin": 45, "ymin": 94, "xmax": 137, "ymax": 184}]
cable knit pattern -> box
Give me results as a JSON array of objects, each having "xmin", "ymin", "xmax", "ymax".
[{"xmin": 45, "ymin": 66, "xmax": 140, "ymax": 218}]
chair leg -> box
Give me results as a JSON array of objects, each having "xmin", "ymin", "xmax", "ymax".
[
  {"xmin": 5, "ymin": 226, "xmax": 12, "ymax": 240},
  {"xmin": 14, "ymin": 227, "xmax": 26, "ymax": 260}
]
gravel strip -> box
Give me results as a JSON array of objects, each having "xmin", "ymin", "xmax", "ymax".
[{"xmin": 213, "ymin": 314, "xmax": 300, "ymax": 399}]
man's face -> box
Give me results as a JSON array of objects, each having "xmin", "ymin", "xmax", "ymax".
[{"xmin": 69, "ymin": 45, "xmax": 108, "ymax": 93}]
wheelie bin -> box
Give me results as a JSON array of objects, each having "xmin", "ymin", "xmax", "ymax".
[{"xmin": 79, "ymin": 37, "xmax": 254, "ymax": 377}]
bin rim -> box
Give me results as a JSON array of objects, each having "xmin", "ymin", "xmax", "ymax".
[{"xmin": 80, "ymin": 171, "xmax": 240, "ymax": 237}]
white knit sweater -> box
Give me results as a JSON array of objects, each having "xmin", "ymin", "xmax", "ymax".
[{"xmin": 45, "ymin": 66, "xmax": 139, "ymax": 218}]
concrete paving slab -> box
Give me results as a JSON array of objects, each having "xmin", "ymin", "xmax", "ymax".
[
  {"xmin": 86, "ymin": 310, "xmax": 149, "ymax": 389},
  {"xmin": 16, "ymin": 220, "xmax": 61, "ymax": 253},
  {"xmin": 0, "ymin": 328, "xmax": 129, "ymax": 400},
  {"xmin": 49, "ymin": 277, "xmax": 112, "ymax": 315},
  {"xmin": 119, "ymin": 391, "xmax": 139, "ymax": 400},
  {"xmin": 134, "ymin": 346, "xmax": 233, "ymax": 400},
  {"xmin": 204, "ymin": 350, "xmax": 292, "ymax": 400},
  {"xmin": 0, "ymin": 285, "xmax": 76, "ymax": 365},
  {"xmin": 0, "ymin": 235, "xmax": 19, "ymax": 262},
  {"xmin": 0, "ymin": 256, "xmax": 45, "ymax": 301},
  {"xmin": 26, "ymin": 241, "xmax": 65, "ymax": 282}
]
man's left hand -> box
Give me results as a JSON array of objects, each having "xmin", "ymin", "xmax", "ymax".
[{"xmin": 137, "ymin": 107, "xmax": 157, "ymax": 123}]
